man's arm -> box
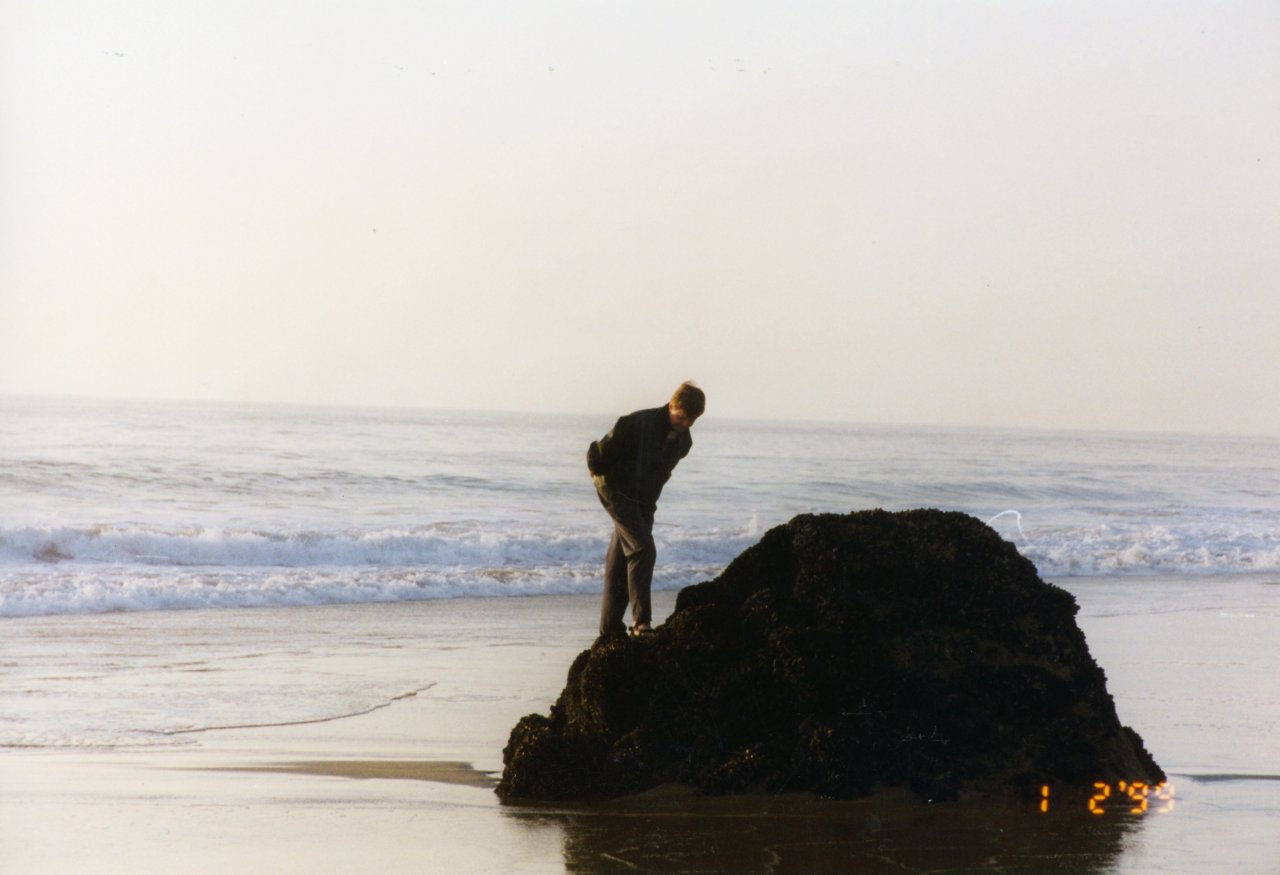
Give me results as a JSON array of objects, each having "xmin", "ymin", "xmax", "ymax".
[{"xmin": 587, "ymin": 416, "xmax": 628, "ymax": 476}]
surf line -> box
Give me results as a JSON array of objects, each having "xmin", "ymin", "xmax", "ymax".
[{"xmin": 163, "ymin": 684, "xmax": 437, "ymax": 736}]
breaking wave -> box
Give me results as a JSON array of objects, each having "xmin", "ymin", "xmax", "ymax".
[{"xmin": 2, "ymin": 517, "xmax": 1277, "ymax": 618}]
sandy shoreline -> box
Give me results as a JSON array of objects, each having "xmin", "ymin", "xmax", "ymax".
[{"xmin": 3, "ymin": 582, "xmax": 1279, "ymax": 873}]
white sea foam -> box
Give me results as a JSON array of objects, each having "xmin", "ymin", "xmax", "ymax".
[
  {"xmin": 0, "ymin": 522, "xmax": 609, "ymax": 568},
  {"xmin": 0, "ymin": 523, "xmax": 754, "ymax": 617},
  {"xmin": 1018, "ymin": 523, "xmax": 1280, "ymax": 578},
  {"xmin": 0, "ymin": 566, "xmax": 592, "ymax": 617},
  {"xmin": 2, "ymin": 519, "xmax": 1277, "ymax": 617}
]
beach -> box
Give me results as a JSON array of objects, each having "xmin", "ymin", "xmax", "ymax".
[
  {"xmin": 3, "ymin": 401, "xmax": 1278, "ymax": 872},
  {"xmin": 4, "ymin": 580, "xmax": 1278, "ymax": 874}
]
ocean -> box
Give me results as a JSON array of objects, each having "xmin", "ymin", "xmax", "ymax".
[{"xmin": 3, "ymin": 396, "xmax": 1277, "ymax": 619}]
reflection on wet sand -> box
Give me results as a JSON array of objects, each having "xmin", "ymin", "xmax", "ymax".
[{"xmin": 505, "ymin": 787, "xmax": 1144, "ymax": 874}]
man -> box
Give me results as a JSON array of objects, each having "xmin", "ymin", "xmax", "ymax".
[{"xmin": 587, "ymin": 381, "xmax": 705, "ymax": 638}]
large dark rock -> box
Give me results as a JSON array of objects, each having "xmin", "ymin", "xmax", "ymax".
[{"xmin": 497, "ymin": 510, "xmax": 1163, "ymax": 804}]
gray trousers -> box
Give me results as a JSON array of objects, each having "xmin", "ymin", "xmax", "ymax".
[{"xmin": 597, "ymin": 490, "xmax": 656, "ymax": 636}]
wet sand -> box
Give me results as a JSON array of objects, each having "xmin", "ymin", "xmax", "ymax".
[{"xmin": 2, "ymin": 582, "xmax": 1278, "ymax": 873}]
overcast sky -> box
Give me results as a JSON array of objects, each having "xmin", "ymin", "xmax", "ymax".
[{"xmin": 2, "ymin": 2, "xmax": 1277, "ymax": 434}]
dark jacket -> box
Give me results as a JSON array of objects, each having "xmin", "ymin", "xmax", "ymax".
[{"xmin": 587, "ymin": 406, "xmax": 692, "ymax": 509}]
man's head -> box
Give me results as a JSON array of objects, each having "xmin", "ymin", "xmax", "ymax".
[{"xmin": 668, "ymin": 381, "xmax": 705, "ymax": 432}]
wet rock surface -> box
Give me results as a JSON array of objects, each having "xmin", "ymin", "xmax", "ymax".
[{"xmin": 497, "ymin": 509, "xmax": 1163, "ymax": 803}]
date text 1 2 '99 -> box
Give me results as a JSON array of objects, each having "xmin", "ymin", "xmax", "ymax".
[{"xmin": 1038, "ymin": 781, "xmax": 1176, "ymax": 814}]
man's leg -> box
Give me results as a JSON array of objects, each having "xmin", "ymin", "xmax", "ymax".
[
  {"xmin": 628, "ymin": 506, "xmax": 657, "ymax": 628},
  {"xmin": 600, "ymin": 497, "xmax": 656, "ymax": 630},
  {"xmin": 599, "ymin": 527, "xmax": 630, "ymax": 636}
]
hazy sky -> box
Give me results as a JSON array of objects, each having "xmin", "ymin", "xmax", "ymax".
[{"xmin": 2, "ymin": 2, "xmax": 1277, "ymax": 433}]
